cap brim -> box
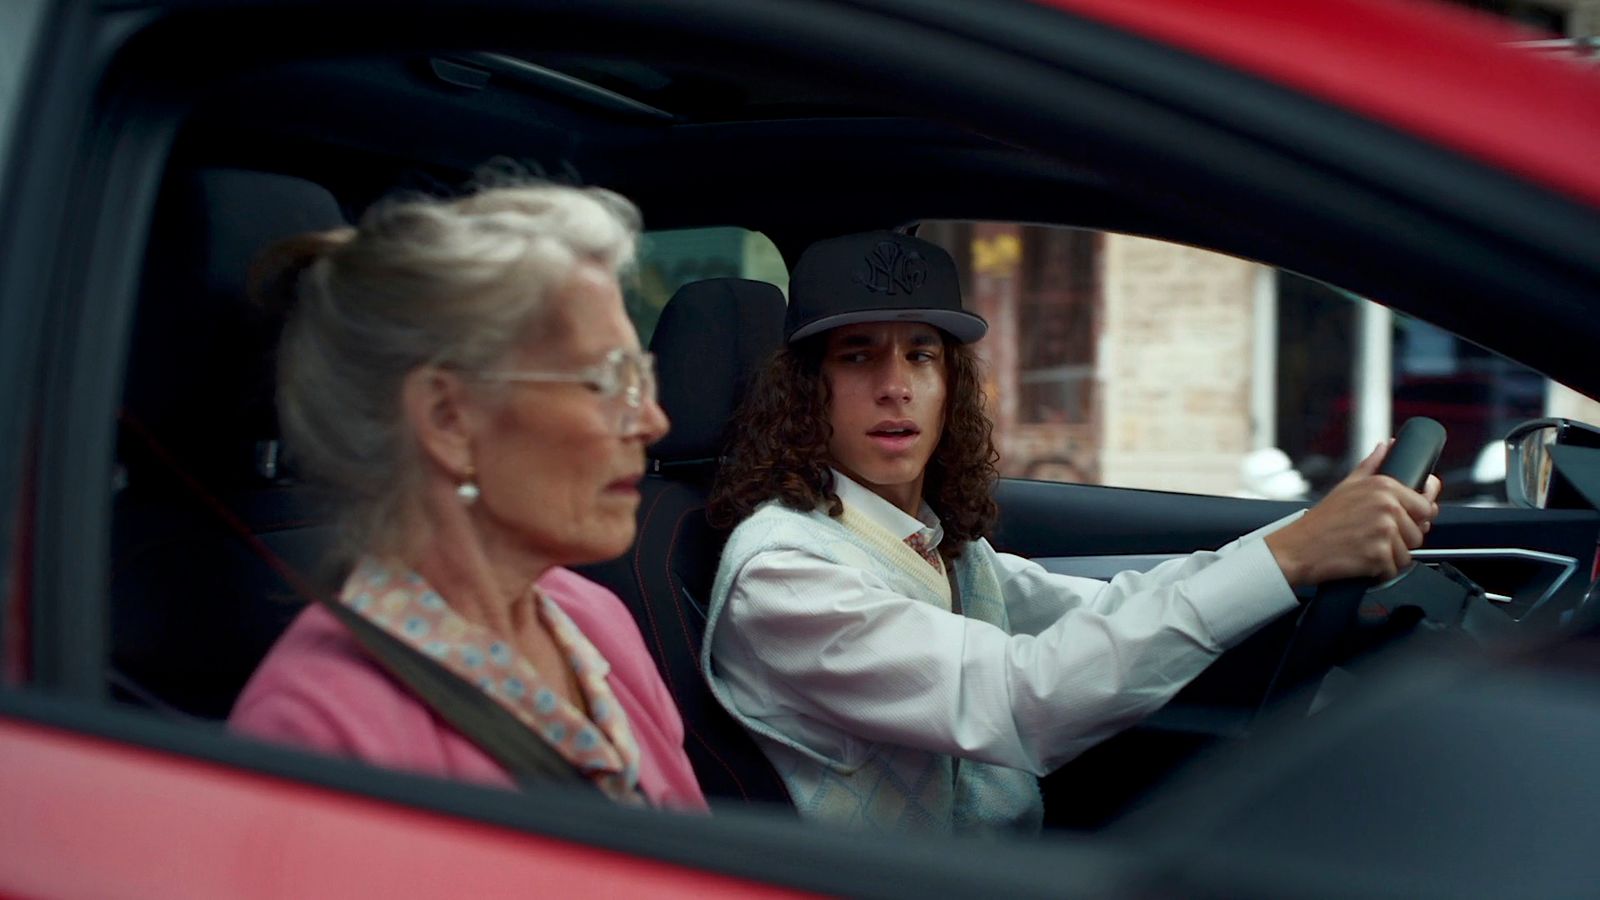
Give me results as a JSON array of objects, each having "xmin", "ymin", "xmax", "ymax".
[{"xmin": 788, "ymin": 308, "xmax": 988, "ymax": 344}]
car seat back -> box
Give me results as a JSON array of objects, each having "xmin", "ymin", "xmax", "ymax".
[
  {"xmin": 112, "ymin": 167, "xmax": 346, "ymax": 718},
  {"xmin": 575, "ymin": 277, "xmax": 792, "ymax": 808}
]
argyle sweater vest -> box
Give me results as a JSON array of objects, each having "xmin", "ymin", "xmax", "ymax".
[{"xmin": 703, "ymin": 500, "xmax": 1043, "ymax": 836}]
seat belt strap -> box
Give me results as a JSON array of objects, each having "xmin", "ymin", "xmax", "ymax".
[{"xmin": 315, "ymin": 596, "xmax": 589, "ymax": 787}]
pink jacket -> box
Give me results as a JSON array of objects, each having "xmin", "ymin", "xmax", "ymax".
[{"xmin": 230, "ymin": 567, "xmax": 708, "ymax": 812}]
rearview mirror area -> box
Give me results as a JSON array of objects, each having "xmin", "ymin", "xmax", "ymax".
[{"xmin": 1505, "ymin": 418, "xmax": 1600, "ymax": 509}]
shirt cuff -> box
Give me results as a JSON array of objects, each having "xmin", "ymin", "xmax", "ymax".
[{"xmin": 1183, "ymin": 537, "xmax": 1299, "ymax": 648}]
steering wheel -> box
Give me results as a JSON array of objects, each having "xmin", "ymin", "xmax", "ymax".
[{"xmin": 1256, "ymin": 416, "xmax": 1447, "ymax": 719}]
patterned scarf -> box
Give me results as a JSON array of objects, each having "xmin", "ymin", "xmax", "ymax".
[{"xmin": 340, "ymin": 557, "xmax": 644, "ymax": 805}]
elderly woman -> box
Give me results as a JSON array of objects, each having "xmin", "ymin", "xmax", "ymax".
[{"xmin": 230, "ymin": 183, "xmax": 706, "ymax": 811}]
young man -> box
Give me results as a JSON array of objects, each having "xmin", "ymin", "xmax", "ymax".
[{"xmin": 702, "ymin": 230, "xmax": 1439, "ymax": 836}]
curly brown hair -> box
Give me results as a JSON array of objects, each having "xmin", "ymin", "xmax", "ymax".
[{"xmin": 707, "ymin": 330, "xmax": 999, "ymax": 559}]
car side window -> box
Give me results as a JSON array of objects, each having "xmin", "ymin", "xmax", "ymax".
[
  {"xmin": 916, "ymin": 221, "xmax": 1600, "ymax": 505},
  {"xmin": 0, "ymin": 0, "xmax": 48, "ymax": 204},
  {"xmin": 626, "ymin": 227, "xmax": 788, "ymax": 344}
]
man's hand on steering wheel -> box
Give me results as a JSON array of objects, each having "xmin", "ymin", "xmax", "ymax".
[{"xmin": 1265, "ymin": 440, "xmax": 1444, "ymax": 589}]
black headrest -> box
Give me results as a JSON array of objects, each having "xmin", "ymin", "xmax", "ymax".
[
  {"xmin": 124, "ymin": 168, "xmax": 347, "ymax": 484},
  {"xmin": 648, "ymin": 278, "xmax": 786, "ymax": 466}
]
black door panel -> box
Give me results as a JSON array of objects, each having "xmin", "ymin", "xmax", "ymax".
[
  {"xmin": 995, "ymin": 477, "xmax": 1600, "ymax": 568},
  {"xmin": 994, "ymin": 478, "xmax": 1302, "ymax": 557},
  {"xmin": 998, "ymin": 475, "xmax": 1600, "ymax": 831}
]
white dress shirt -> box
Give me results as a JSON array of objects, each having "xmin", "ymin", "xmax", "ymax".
[{"xmin": 708, "ymin": 470, "xmax": 1301, "ymax": 776}]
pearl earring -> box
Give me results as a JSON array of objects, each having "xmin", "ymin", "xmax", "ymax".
[{"xmin": 457, "ymin": 465, "xmax": 480, "ymax": 505}]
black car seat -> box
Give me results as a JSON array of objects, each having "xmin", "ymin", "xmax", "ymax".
[
  {"xmin": 112, "ymin": 167, "xmax": 347, "ymax": 719},
  {"xmin": 575, "ymin": 277, "xmax": 793, "ymax": 808}
]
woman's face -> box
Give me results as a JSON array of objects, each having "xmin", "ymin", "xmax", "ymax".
[{"xmin": 467, "ymin": 266, "xmax": 669, "ymax": 568}]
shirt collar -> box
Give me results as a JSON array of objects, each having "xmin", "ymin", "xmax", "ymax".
[{"xmin": 829, "ymin": 468, "xmax": 944, "ymax": 548}]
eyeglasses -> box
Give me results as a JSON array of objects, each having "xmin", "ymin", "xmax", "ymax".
[{"xmin": 476, "ymin": 348, "xmax": 658, "ymax": 436}]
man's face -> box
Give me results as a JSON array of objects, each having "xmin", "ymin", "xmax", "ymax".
[{"xmin": 819, "ymin": 321, "xmax": 949, "ymax": 515}]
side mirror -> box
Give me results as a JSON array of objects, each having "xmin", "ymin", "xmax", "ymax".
[{"xmin": 1505, "ymin": 418, "xmax": 1600, "ymax": 509}]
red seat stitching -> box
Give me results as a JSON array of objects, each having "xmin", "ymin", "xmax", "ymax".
[
  {"xmin": 630, "ymin": 486, "xmax": 675, "ymax": 692},
  {"xmin": 661, "ymin": 489, "xmax": 791, "ymax": 806}
]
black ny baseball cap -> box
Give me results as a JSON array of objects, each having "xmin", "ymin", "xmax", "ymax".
[{"xmin": 784, "ymin": 230, "xmax": 989, "ymax": 344}]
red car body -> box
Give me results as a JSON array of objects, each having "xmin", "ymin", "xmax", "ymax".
[{"xmin": 3, "ymin": 0, "xmax": 1599, "ymax": 896}]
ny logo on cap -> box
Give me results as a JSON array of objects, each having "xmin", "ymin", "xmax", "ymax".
[{"xmin": 854, "ymin": 240, "xmax": 928, "ymax": 296}]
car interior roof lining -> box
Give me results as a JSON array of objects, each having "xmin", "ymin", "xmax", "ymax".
[{"xmin": 113, "ymin": 2, "xmax": 1600, "ymax": 392}]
